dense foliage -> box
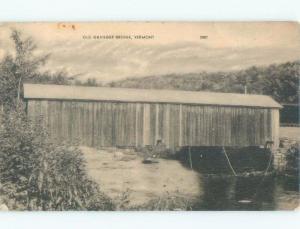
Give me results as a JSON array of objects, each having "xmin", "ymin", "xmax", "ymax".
[
  {"xmin": 0, "ymin": 30, "xmax": 114, "ymax": 210},
  {"xmin": 285, "ymin": 143, "xmax": 299, "ymax": 176},
  {"xmin": 0, "ymin": 30, "xmax": 49, "ymax": 106},
  {"xmin": 0, "ymin": 107, "xmax": 114, "ymax": 210},
  {"xmin": 110, "ymin": 61, "xmax": 300, "ymax": 104}
]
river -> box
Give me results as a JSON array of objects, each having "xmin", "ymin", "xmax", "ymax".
[{"xmin": 192, "ymin": 175, "xmax": 299, "ymax": 210}]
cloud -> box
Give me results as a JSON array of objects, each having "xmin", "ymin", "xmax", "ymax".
[{"xmin": 0, "ymin": 22, "xmax": 300, "ymax": 82}]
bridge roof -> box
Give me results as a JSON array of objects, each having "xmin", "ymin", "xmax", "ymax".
[{"xmin": 24, "ymin": 83, "xmax": 282, "ymax": 109}]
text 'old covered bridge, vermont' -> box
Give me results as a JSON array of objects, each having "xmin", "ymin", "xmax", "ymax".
[{"xmin": 23, "ymin": 84, "xmax": 282, "ymax": 149}]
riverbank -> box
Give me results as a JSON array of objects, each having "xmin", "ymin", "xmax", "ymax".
[
  {"xmin": 81, "ymin": 146, "xmax": 201, "ymax": 208},
  {"xmin": 82, "ymin": 146, "xmax": 299, "ymax": 210}
]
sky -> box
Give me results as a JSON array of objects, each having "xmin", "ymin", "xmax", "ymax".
[{"xmin": 0, "ymin": 22, "xmax": 299, "ymax": 82}]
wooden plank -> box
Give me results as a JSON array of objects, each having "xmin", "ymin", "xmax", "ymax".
[
  {"xmin": 129, "ymin": 103, "xmax": 136, "ymax": 146},
  {"xmin": 135, "ymin": 103, "xmax": 139, "ymax": 147},
  {"xmin": 139, "ymin": 103, "xmax": 144, "ymax": 146},
  {"xmin": 143, "ymin": 103, "xmax": 150, "ymax": 146},
  {"xmin": 179, "ymin": 104, "xmax": 182, "ymax": 146},
  {"xmin": 272, "ymin": 109, "xmax": 280, "ymax": 148},
  {"xmin": 164, "ymin": 104, "xmax": 170, "ymax": 147},
  {"xmin": 202, "ymin": 106, "xmax": 207, "ymax": 145},
  {"xmin": 79, "ymin": 102, "xmax": 84, "ymax": 145},
  {"xmin": 155, "ymin": 104, "xmax": 159, "ymax": 144},
  {"xmin": 27, "ymin": 100, "xmax": 35, "ymax": 120},
  {"xmin": 97, "ymin": 102, "xmax": 103, "ymax": 146},
  {"xmin": 149, "ymin": 104, "xmax": 156, "ymax": 145},
  {"xmin": 168, "ymin": 104, "xmax": 179, "ymax": 149},
  {"xmin": 99, "ymin": 102, "xmax": 104, "ymax": 147},
  {"xmin": 25, "ymin": 97, "xmax": 277, "ymax": 148},
  {"xmin": 224, "ymin": 107, "xmax": 229, "ymax": 145},
  {"xmin": 111, "ymin": 103, "xmax": 116, "ymax": 146}
]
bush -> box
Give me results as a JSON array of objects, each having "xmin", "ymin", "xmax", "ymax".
[
  {"xmin": 0, "ymin": 106, "xmax": 114, "ymax": 210},
  {"xmin": 285, "ymin": 143, "xmax": 299, "ymax": 176},
  {"xmin": 130, "ymin": 192, "xmax": 193, "ymax": 211}
]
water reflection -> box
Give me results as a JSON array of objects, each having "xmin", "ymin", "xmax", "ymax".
[
  {"xmin": 175, "ymin": 147, "xmax": 299, "ymax": 210},
  {"xmin": 193, "ymin": 175, "xmax": 299, "ymax": 210}
]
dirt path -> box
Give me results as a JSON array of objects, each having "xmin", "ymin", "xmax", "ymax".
[{"xmin": 81, "ymin": 147, "xmax": 202, "ymax": 206}]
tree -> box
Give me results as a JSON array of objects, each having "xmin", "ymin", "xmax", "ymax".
[
  {"xmin": 261, "ymin": 61, "xmax": 300, "ymax": 103},
  {"xmin": 109, "ymin": 61, "xmax": 300, "ymax": 103},
  {"xmin": 0, "ymin": 108, "xmax": 114, "ymax": 210},
  {"xmin": 0, "ymin": 30, "xmax": 49, "ymax": 107},
  {"xmin": 0, "ymin": 30, "xmax": 114, "ymax": 210},
  {"xmin": 29, "ymin": 70, "xmax": 72, "ymax": 85},
  {"xmin": 73, "ymin": 78, "xmax": 103, "ymax": 87}
]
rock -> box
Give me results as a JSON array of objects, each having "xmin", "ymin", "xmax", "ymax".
[
  {"xmin": 238, "ymin": 200, "xmax": 252, "ymax": 204},
  {"xmin": 114, "ymin": 151, "xmax": 124, "ymax": 159},
  {"xmin": 142, "ymin": 157, "xmax": 159, "ymax": 164},
  {"xmin": 124, "ymin": 149, "xmax": 136, "ymax": 155}
]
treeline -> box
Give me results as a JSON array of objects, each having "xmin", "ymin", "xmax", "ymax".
[
  {"xmin": 28, "ymin": 73, "xmax": 103, "ymax": 87},
  {"xmin": 2, "ymin": 31, "xmax": 298, "ymax": 105},
  {"xmin": 26, "ymin": 60, "xmax": 300, "ymax": 104},
  {"xmin": 109, "ymin": 61, "xmax": 300, "ymax": 104}
]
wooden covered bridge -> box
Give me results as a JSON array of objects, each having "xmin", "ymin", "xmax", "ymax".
[{"xmin": 23, "ymin": 84, "xmax": 282, "ymax": 150}]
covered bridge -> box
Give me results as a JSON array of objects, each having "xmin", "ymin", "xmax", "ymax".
[{"xmin": 24, "ymin": 84, "xmax": 282, "ymax": 149}]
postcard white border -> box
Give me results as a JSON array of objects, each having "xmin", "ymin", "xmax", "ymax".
[{"xmin": 0, "ymin": 0, "xmax": 299, "ymax": 229}]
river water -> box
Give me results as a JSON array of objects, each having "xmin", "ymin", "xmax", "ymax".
[
  {"xmin": 176, "ymin": 147, "xmax": 299, "ymax": 210},
  {"xmin": 192, "ymin": 175, "xmax": 299, "ymax": 210}
]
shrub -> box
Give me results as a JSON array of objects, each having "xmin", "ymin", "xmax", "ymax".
[
  {"xmin": 130, "ymin": 192, "xmax": 193, "ymax": 211},
  {"xmin": 0, "ymin": 106, "xmax": 114, "ymax": 210},
  {"xmin": 285, "ymin": 143, "xmax": 299, "ymax": 176}
]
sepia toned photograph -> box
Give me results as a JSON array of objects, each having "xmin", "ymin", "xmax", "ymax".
[{"xmin": 0, "ymin": 22, "xmax": 299, "ymax": 211}]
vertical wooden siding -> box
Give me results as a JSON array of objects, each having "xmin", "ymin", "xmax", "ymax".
[
  {"xmin": 271, "ymin": 109, "xmax": 280, "ymax": 148},
  {"xmin": 0, "ymin": 104, "xmax": 3, "ymax": 123},
  {"xmin": 27, "ymin": 99, "xmax": 278, "ymax": 149}
]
